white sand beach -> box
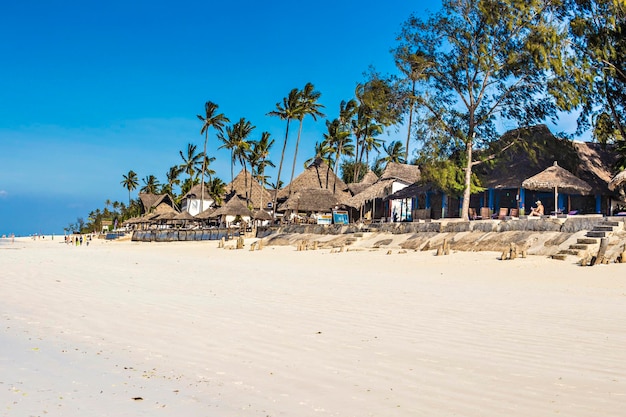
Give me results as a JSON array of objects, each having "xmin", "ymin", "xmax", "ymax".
[{"xmin": 2, "ymin": 236, "xmax": 626, "ymax": 416}]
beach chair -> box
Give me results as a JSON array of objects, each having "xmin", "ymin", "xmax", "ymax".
[
  {"xmin": 509, "ymin": 208, "xmax": 519, "ymax": 218},
  {"xmin": 468, "ymin": 208, "xmax": 479, "ymax": 220},
  {"xmin": 480, "ymin": 207, "xmax": 491, "ymax": 220},
  {"xmin": 495, "ymin": 207, "xmax": 508, "ymax": 220}
]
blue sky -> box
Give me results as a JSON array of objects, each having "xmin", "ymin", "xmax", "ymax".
[{"xmin": 0, "ymin": 0, "xmax": 581, "ymax": 236}]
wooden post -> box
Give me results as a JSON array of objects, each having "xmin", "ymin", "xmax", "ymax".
[{"xmin": 591, "ymin": 237, "xmax": 608, "ymax": 266}]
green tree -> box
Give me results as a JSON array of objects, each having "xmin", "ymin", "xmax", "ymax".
[
  {"xmin": 378, "ymin": 140, "xmax": 407, "ymax": 167},
  {"xmin": 197, "ymin": 101, "xmax": 229, "ymax": 211},
  {"xmin": 287, "ymin": 82, "xmax": 325, "ymax": 195},
  {"xmin": 140, "ymin": 175, "xmax": 160, "ymax": 194},
  {"xmin": 267, "ymin": 88, "xmax": 301, "ymax": 216},
  {"xmin": 249, "ymin": 132, "xmax": 275, "ymax": 209},
  {"xmin": 218, "ymin": 118, "xmax": 255, "ymax": 197},
  {"xmin": 395, "ymin": 0, "xmax": 564, "ymax": 219},
  {"xmin": 162, "ymin": 165, "xmax": 183, "ymax": 196},
  {"xmin": 556, "ymin": 0, "xmax": 626, "ymax": 167},
  {"xmin": 120, "ymin": 170, "xmax": 139, "ymax": 207},
  {"xmin": 179, "ymin": 143, "xmax": 203, "ymax": 183}
]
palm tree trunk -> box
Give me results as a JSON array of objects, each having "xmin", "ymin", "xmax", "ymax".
[
  {"xmin": 287, "ymin": 118, "xmax": 304, "ymax": 196},
  {"xmin": 272, "ymin": 120, "xmax": 291, "ymax": 220},
  {"xmin": 461, "ymin": 137, "xmax": 473, "ymax": 220},
  {"xmin": 201, "ymin": 132, "xmax": 208, "ymax": 212}
]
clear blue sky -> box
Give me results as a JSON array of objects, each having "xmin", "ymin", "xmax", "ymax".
[{"xmin": 0, "ymin": 0, "xmax": 578, "ymax": 236}]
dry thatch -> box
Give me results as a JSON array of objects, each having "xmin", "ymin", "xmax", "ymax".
[
  {"xmin": 139, "ymin": 193, "xmax": 179, "ymax": 214},
  {"xmin": 609, "ymin": 170, "xmax": 626, "ymax": 191},
  {"xmin": 278, "ymin": 158, "xmax": 349, "ymax": 199},
  {"xmin": 573, "ymin": 141, "xmax": 617, "ymax": 195},
  {"xmin": 279, "ymin": 188, "xmax": 349, "ymax": 212},
  {"xmin": 173, "ymin": 211, "xmax": 196, "ymax": 221},
  {"xmin": 346, "ymin": 179, "xmax": 396, "ymax": 208},
  {"xmin": 182, "ymin": 183, "xmax": 212, "ymax": 199},
  {"xmin": 253, "ymin": 209, "xmax": 273, "ymax": 221},
  {"xmin": 209, "ymin": 197, "xmax": 253, "ymax": 218},
  {"xmin": 380, "ymin": 162, "xmax": 421, "ymax": 183},
  {"xmin": 195, "ymin": 207, "xmax": 216, "ymax": 220},
  {"xmin": 224, "ymin": 169, "xmax": 272, "ymax": 210},
  {"xmin": 522, "ymin": 161, "xmax": 592, "ymax": 194},
  {"xmin": 384, "ymin": 183, "xmax": 439, "ymax": 201}
]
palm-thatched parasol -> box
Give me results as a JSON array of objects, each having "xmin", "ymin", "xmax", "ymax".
[
  {"xmin": 253, "ymin": 209, "xmax": 273, "ymax": 221},
  {"xmin": 522, "ymin": 161, "xmax": 592, "ymax": 212},
  {"xmin": 608, "ymin": 170, "xmax": 626, "ymax": 191}
]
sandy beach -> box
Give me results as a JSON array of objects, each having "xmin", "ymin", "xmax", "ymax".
[{"xmin": 1, "ymin": 236, "xmax": 625, "ymax": 416}]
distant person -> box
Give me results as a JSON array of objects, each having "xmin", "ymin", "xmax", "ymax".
[{"xmin": 530, "ymin": 200, "xmax": 544, "ymax": 216}]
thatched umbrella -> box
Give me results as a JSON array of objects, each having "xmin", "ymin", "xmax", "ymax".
[
  {"xmin": 522, "ymin": 161, "xmax": 592, "ymax": 212},
  {"xmin": 608, "ymin": 170, "xmax": 626, "ymax": 191},
  {"xmin": 253, "ymin": 209, "xmax": 273, "ymax": 221}
]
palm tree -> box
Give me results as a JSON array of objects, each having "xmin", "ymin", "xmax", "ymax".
[
  {"xmin": 140, "ymin": 175, "xmax": 161, "ymax": 194},
  {"xmin": 197, "ymin": 101, "xmax": 229, "ymax": 211},
  {"xmin": 162, "ymin": 165, "xmax": 183, "ymax": 196},
  {"xmin": 249, "ymin": 131, "xmax": 275, "ymax": 209},
  {"xmin": 323, "ymin": 118, "xmax": 354, "ymax": 193},
  {"xmin": 218, "ymin": 118, "xmax": 255, "ymax": 195},
  {"xmin": 378, "ymin": 140, "xmax": 406, "ymax": 167},
  {"xmin": 179, "ymin": 143, "xmax": 203, "ymax": 183},
  {"xmin": 207, "ymin": 177, "xmax": 227, "ymax": 205},
  {"xmin": 267, "ymin": 88, "xmax": 301, "ymax": 217},
  {"xmin": 120, "ymin": 170, "xmax": 139, "ymax": 206},
  {"xmin": 288, "ymin": 82, "xmax": 325, "ymax": 196}
]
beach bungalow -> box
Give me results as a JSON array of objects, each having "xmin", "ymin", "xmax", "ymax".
[
  {"xmin": 180, "ymin": 184, "xmax": 214, "ymax": 216},
  {"xmin": 224, "ymin": 170, "xmax": 273, "ymax": 211},
  {"xmin": 275, "ymin": 158, "xmax": 351, "ymax": 218},
  {"xmin": 473, "ymin": 125, "xmax": 617, "ymax": 216},
  {"xmin": 347, "ymin": 162, "xmax": 421, "ymax": 222},
  {"xmin": 278, "ymin": 188, "xmax": 350, "ymax": 224}
]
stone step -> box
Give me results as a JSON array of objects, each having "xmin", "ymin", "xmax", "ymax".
[
  {"xmin": 586, "ymin": 231, "xmax": 608, "ymax": 238},
  {"xmin": 577, "ymin": 238, "xmax": 598, "ymax": 245},
  {"xmin": 551, "ymin": 254, "xmax": 568, "ymax": 261},
  {"xmin": 559, "ymin": 249, "xmax": 582, "ymax": 256},
  {"xmin": 603, "ymin": 221, "xmax": 621, "ymax": 227},
  {"xmin": 594, "ymin": 226, "xmax": 616, "ymax": 232},
  {"xmin": 569, "ymin": 244, "xmax": 590, "ymax": 250}
]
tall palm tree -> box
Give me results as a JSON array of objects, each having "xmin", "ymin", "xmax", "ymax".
[
  {"xmin": 218, "ymin": 118, "xmax": 254, "ymax": 195},
  {"xmin": 378, "ymin": 140, "xmax": 406, "ymax": 166},
  {"xmin": 267, "ymin": 88, "xmax": 301, "ymax": 217},
  {"xmin": 197, "ymin": 101, "xmax": 229, "ymax": 211},
  {"xmin": 323, "ymin": 118, "xmax": 354, "ymax": 193},
  {"xmin": 162, "ymin": 165, "xmax": 183, "ymax": 196},
  {"xmin": 304, "ymin": 140, "xmax": 336, "ymax": 188},
  {"xmin": 232, "ymin": 118, "xmax": 255, "ymax": 204},
  {"xmin": 249, "ymin": 131, "xmax": 275, "ymax": 209},
  {"xmin": 179, "ymin": 143, "xmax": 203, "ymax": 183},
  {"xmin": 288, "ymin": 82, "xmax": 325, "ymax": 196},
  {"xmin": 120, "ymin": 170, "xmax": 139, "ymax": 207},
  {"xmin": 140, "ymin": 175, "xmax": 161, "ymax": 194}
]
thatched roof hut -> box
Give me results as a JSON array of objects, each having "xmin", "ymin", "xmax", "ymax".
[
  {"xmin": 278, "ymin": 158, "xmax": 349, "ymax": 199},
  {"xmin": 380, "ymin": 162, "xmax": 421, "ymax": 183},
  {"xmin": 224, "ymin": 170, "xmax": 272, "ymax": 210},
  {"xmin": 209, "ymin": 197, "xmax": 253, "ymax": 218},
  {"xmin": 609, "ymin": 170, "xmax": 626, "ymax": 191},
  {"xmin": 139, "ymin": 193, "xmax": 179, "ymax": 215},
  {"xmin": 474, "ymin": 124, "xmax": 616, "ymax": 195},
  {"xmin": 346, "ymin": 179, "xmax": 396, "ymax": 208},
  {"xmin": 347, "ymin": 170, "xmax": 379, "ymax": 196},
  {"xmin": 522, "ymin": 161, "xmax": 592, "ymax": 195},
  {"xmin": 195, "ymin": 207, "xmax": 216, "ymax": 220},
  {"xmin": 279, "ymin": 188, "xmax": 350, "ymax": 212}
]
